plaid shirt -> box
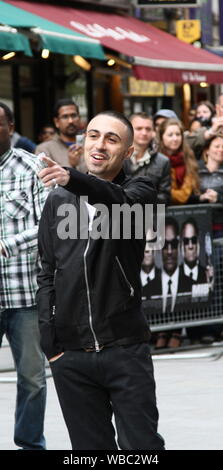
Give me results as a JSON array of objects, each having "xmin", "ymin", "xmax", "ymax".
[{"xmin": 0, "ymin": 147, "xmax": 49, "ymax": 309}]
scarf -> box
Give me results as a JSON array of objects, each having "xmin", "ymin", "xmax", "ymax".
[{"xmin": 168, "ymin": 151, "xmax": 186, "ymax": 186}]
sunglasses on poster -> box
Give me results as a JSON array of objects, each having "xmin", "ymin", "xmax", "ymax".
[
  {"xmin": 163, "ymin": 238, "xmax": 179, "ymax": 250},
  {"xmin": 183, "ymin": 236, "xmax": 198, "ymax": 246}
]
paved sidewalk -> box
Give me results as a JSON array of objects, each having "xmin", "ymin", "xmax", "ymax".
[{"xmin": 0, "ymin": 341, "xmax": 223, "ymax": 450}]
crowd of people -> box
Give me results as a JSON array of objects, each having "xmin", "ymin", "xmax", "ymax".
[{"xmin": 0, "ymin": 95, "xmax": 222, "ymax": 450}]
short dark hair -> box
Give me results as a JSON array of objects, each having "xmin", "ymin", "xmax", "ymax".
[
  {"xmin": 165, "ymin": 216, "xmax": 179, "ymax": 237},
  {"xmin": 53, "ymin": 98, "xmax": 79, "ymax": 118},
  {"xmin": 95, "ymin": 110, "xmax": 134, "ymax": 145},
  {"xmin": 0, "ymin": 102, "xmax": 14, "ymax": 123}
]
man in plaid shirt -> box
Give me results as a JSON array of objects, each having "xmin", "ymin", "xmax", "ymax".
[{"xmin": 0, "ymin": 102, "xmax": 48, "ymax": 449}]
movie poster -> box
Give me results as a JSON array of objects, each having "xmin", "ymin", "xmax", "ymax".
[{"xmin": 141, "ymin": 205, "xmax": 214, "ymax": 317}]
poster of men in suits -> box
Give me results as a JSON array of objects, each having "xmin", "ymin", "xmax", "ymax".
[{"xmin": 141, "ymin": 205, "xmax": 214, "ymax": 317}]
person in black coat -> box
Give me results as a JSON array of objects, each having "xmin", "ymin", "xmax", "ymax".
[
  {"xmin": 180, "ymin": 217, "xmax": 207, "ymax": 285},
  {"xmin": 140, "ymin": 230, "xmax": 163, "ymax": 330},
  {"xmin": 124, "ymin": 112, "xmax": 171, "ymax": 204},
  {"xmin": 37, "ymin": 110, "xmax": 165, "ymax": 451},
  {"xmin": 155, "ymin": 216, "xmax": 193, "ymax": 349},
  {"xmin": 161, "ymin": 217, "xmax": 193, "ymax": 315},
  {"xmin": 140, "ymin": 229, "xmax": 162, "ymax": 301}
]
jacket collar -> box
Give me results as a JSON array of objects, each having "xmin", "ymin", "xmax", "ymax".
[
  {"xmin": 86, "ymin": 168, "xmax": 126, "ymax": 184},
  {"xmin": 198, "ymin": 159, "xmax": 207, "ymax": 171},
  {"xmin": 131, "ymin": 149, "xmax": 151, "ymax": 168},
  {"xmin": 112, "ymin": 168, "xmax": 126, "ymax": 185},
  {"xmin": 199, "ymin": 159, "xmax": 223, "ymax": 173}
]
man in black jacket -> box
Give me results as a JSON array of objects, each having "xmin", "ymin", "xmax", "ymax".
[
  {"xmin": 124, "ymin": 112, "xmax": 170, "ymax": 204},
  {"xmin": 141, "ymin": 228, "xmax": 162, "ymax": 301},
  {"xmin": 37, "ymin": 110, "xmax": 165, "ymax": 450},
  {"xmin": 161, "ymin": 216, "xmax": 193, "ymax": 314},
  {"xmin": 180, "ymin": 218, "xmax": 207, "ymax": 284}
]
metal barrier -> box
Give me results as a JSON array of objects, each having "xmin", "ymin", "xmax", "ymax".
[
  {"xmin": 1, "ymin": 206, "xmax": 223, "ymax": 378},
  {"xmin": 148, "ymin": 238, "xmax": 223, "ymax": 332}
]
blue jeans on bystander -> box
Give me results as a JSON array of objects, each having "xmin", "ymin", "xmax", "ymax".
[{"xmin": 0, "ymin": 306, "xmax": 46, "ymax": 449}]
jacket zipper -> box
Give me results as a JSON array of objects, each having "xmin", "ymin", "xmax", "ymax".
[
  {"xmin": 115, "ymin": 256, "xmax": 134, "ymax": 297},
  {"xmin": 84, "ymin": 236, "xmax": 100, "ymax": 352}
]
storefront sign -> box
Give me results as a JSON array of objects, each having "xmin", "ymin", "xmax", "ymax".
[
  {"xmin": 70, "ymin": 21, "xmax": 150, "ymax": 43},
  {"xmin": 181, "ymin": 71, "xmax": 207, "ymax": 82},
  {"xmin": 176, "ymin": 20, "xmax": 201, "ymax": 44},
  {"xmin": 129, "ymin": 77, "xmax": 175, "ymax": 96},
  {"xmin": 141, "ymin": 205, "xmax": 214, "ymax": 318}
]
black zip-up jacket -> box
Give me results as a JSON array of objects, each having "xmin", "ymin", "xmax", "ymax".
[{"xmin": 37, "ymin": 169, "xmax": 157, "ymax": 359}]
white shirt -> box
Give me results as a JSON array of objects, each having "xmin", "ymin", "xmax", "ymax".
[
  {"xmin": 161, "ymin": 268, "xmax": 179, "ymax": 313},
  {"xmin": 85, "ymin": 201, "xmax": 96, "ymax": 231},
  {"xmin": 140, "ymin": 267, "xmax": 155, "ymax": 287},
  {"xmin": 183, "ymin": 262, "xmax": 198, "ymax": 281},
  {"xmin": 131, "ymin": 149, "xmax": 151, "ymax": 170}
]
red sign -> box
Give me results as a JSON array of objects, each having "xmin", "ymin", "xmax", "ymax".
[{"xmin": 9, "ymin": 1, "xmax": 223, "ymax": 83}]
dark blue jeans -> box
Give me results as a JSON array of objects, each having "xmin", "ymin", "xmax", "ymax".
[
  {"xmin": 50, "ymin": 343, "xmax": 165, "ymax": 450},
  {"xmin": 0, "ymin": 306, "xmax": 46, "ymax": 449}
]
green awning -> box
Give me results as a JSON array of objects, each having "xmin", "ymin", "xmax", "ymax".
[
  {"xmin": 0, "ymin": 1, "xmax": 105, "ymax": 59},
  {"xmin": 0, "ymin": 27, "xmax": 32, "ymax": 56},
  {"xmin": 35, "ymin": 28, "xmax": 104, "ymax": 58}
]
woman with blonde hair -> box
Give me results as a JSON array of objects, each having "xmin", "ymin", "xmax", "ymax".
[{"xmin": 158, "ymin": 118, "xmax": 200, "ymax": 204}]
